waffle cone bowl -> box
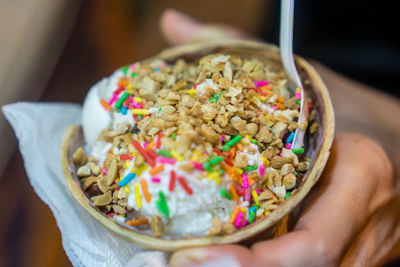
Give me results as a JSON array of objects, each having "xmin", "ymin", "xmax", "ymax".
[{"xmin": 61, "ymin": 40, "xmax": 334, "ymax": 251}]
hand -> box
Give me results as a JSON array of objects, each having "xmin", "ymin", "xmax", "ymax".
[{"xmin": 160, "ymin": 10, "xmax": 395, "ymax": 266}]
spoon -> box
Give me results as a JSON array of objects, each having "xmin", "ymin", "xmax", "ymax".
[{"xmin": 280, "ymin": 0, "xmax": 308, "ymax": 150}]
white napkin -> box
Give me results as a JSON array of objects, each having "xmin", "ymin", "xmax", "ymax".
[{"xmin": 2, "ymin": 102, "xmax": 169, "ymax": 267}]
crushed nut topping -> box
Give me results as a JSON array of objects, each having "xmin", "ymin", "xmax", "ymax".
[{"xmin": 74, "ymin": 52, "xmax": 317, "ymax": 237}]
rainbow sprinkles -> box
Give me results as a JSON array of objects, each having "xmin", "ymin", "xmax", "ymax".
[{"xmin": 74, "ymin": 53, "xmax": 318, "ymax": 237}]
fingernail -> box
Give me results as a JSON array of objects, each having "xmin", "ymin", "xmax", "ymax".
[{"xmin": 169, "ymin": 248, "xmax": 206, "ymax": 267}]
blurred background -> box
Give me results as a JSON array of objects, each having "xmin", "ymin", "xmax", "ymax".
[{"xmin": 0, "ymin": 0, "xmax": 399, "ymax": 266}]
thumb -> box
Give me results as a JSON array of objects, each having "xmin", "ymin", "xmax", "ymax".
[{"xmin": 160, "ymin": 9, "xmax": 254, "ymax": 46}]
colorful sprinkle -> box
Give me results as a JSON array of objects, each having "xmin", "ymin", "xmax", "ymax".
[
  {"xmin": 157, "ymin": 149, "xmax": 171, "ymax": 158},
  {"xmin": 132, "ymin": 140, "xmax": 155, "ymax": 167},
  {"xmin": 178, "ymin": 176, "xmax": 193, "ymax": 195},
  {"xmin": 236, "ymin": 142, "xmax": 244, "ymax": 152},
  {"xmin": 220, "ymin": 189, "xmax": 233, "ymax": 200},
  {"xmin": 259, "ymin": 164, "xmax": 265, "ymax": 177},
  {"xmin": 244, "ymin": 164, "xmax": 258, "ymax": 172},
  {"xmin": 254, "ymin": 80, "xmax": 269, "ymax": 87},
  {"xmin": 131, "ymin": 164, "xmax": 148, "ymax": 176},
  {"xmin": 230, "ymin": 184, "xmax": 239, "ymax": 201},
  {"xmin": 145, "ymin": 141, "xmax": 155, "ymax": 151},
  {"xmin": 146, "ymin": 149, "xmax": 158, "ymax": 160},
  {"xmin": 158, "ymin": 191, "xmax": 169, "ymax": 218},
  {"xmin": 261, "ymin": 157, "xmax": 269, "ymax": 166},
  {"xmin": 149, "ymin": 164, "xmax": 165, "ymax": 176},
  {"xmin": 224, "ymin": 157, "xmax": 234, "ymax": 167},
  {"xmin": 286, "ymin": 132, "xmax": 295, "ymax": 143},
  {"xmin": 100, "ymin": 99, "xmax": 111, "ymax": 111},
  {"xmin": 242, "ymin": 172, "xmax": 249, "ymax": 189},
  {"xmin": 203, "ymin": 156, "xmax": 224, "ymax": 170},
  {"xmin": 244, "ymin": 188, "xmax": 251, "ymax": 202},
  {"xmin": 140, "ymin": 179, "xmax": 151, "ymax": 202},
  {"xmin": 251, "ymin": 189, "xmax": 260, "ymax": 205},
  {"xmin": 157, "ymin": 157, "xmax": 176, "ymax": 165},
  {"xmin": 257, "ymin": 95, "xmax": 266, "ymax": 102},
  {"xmin": 229, "ymin": 206, "xmax": 241, "ymax": 224},
  {"xmin": 119, "ymin": 173, "xmax": 136, "ymax": 187},
  {"xmin": 170, "ymin": 150, "xmax": 183, "ymax": 161},
  {"xmin": 209, "ymin": 92, "xmax": 222, "ymax": 103},
  {"xmin": 187, "ymin": 89, "xmax": 196, "ymax": 95},
  {"xmin": 217, "ymin": 168, "xmax": 225, "ymax": 176},
  {"xmin": 134, "ymin": 183, "xmax": 142, "ymax": 208},
  {"xmin": 207, "ymin": 172, "xmax": 222, "ymax": 185},
  {"xmin": 115, "ymin": 92, "xmax": 130, "ymax": 110},
  {"xmin": 123, "ymin": 185, "xmax": 130, "ymax": 194},
  {"xmin": 191, "ymin": 161, "xmax": 204, "ymax": 170},
  {"xmin": 234, "ymin": 211, "xmax": 244, "ymax": 227},
  {"xmin": 169, "ymin": 170, "xmax": 176, "ymax": 192},
  {"xmin": 292, "ymin": 147, "xmax": 305, "ymax": 154},
  {"xmin": 171, "ymin": 133, "xmax": 176, "ymax": 141},
  {"xmin": 120, "ymin": 154, "xmax": 133, "ymax": 161},
  {"xmin": 156, "ymin": 133, "xmax": 163, "ymax": 149},
  {"xmin": 119, "ymin": 65, "xmax": 129, "ymax": 75},
  {"xmin": 132, "ymin": 109, "xmax": 149, "ymax": 115},
  {"xmin": 248, "ymin": 209, "xmax": 256, "ymax": 223},
  {"xmin": 221, "ymin": 134, "xmax": 226, "ymax": 142},
  {"xmin": 108, "ymin": 94, "xmax": 117, "ymax": 105},
  {"xmin": 294, "ymin": 93, "xmax": 301, "ymax": 101},
  {"xmin": 222, "ymin": 135, "xmax": 242, "ymax": 151},
  {"xmin": 151, "ymin": 177, "xmax": 161, "ymax": 183}
]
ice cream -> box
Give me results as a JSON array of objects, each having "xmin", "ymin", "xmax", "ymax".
[{"xmin": 74, "ymin": 53, "xmax": 313, "ymax": 237}]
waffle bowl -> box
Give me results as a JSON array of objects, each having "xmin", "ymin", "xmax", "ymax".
[{"xmin": 61, "ymin": 40, "xmax": 334, "ymax": 251}]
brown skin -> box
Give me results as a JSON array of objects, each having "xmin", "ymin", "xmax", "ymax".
[{"xmin": 160, "ymin": 9, "xmax": 400, "ymax": 267}]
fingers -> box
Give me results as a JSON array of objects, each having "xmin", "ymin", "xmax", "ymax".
[{"xmin": 160, "ymin": 9, "xmax": 254, "ymax": 46}]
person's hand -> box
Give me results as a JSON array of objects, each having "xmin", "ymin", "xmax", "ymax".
[{"xmin": 160, "ymin": 10, "xmax": 395, "ymax": 266}]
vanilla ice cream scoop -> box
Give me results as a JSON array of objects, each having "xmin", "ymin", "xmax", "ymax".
[{"xmin": 82, "ymin": 70, "xmax": 125, "ymax": 148}]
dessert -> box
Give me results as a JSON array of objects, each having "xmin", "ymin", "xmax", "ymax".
[{"xmin": 73, "ymin": 52, "xmax": 318, "ymax": 238}]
